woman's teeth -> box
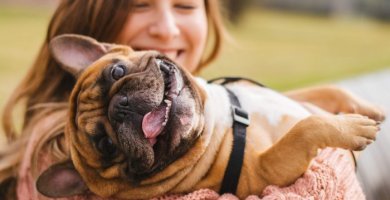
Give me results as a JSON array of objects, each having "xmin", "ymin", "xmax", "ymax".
[
  {"xmin": 162, "ymin": 50, "xmax": 178, "ymax": 60},
  {"xmin": 134, "ymin": 48, "xmax": 183, "ymax": 61}
]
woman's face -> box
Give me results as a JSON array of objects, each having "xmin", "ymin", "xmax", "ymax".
[{"xmin": 117, "ymin": 0, "xmax": 208, "ymax": 73}]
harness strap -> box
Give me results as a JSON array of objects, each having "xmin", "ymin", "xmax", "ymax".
[
  {"xmin": 219, "ymin": 88, "xmax": 249, "ymax": 194},
  {"xmin": 208, "ymin": 77, "xmax": 257, "ymax": 194},
  {"xmin": 208, "ymin": 76, "xmax": 266, "ymax": 88}
]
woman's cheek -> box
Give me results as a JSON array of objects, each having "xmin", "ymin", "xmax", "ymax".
[{"xmin": 180, "ymin": 14, "xmax": 208, "ymax": 71}]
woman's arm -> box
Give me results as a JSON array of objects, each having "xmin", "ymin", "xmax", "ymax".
[{"xmin": 284, "ymin": 85, "xmax": 385, "ymax": 121}]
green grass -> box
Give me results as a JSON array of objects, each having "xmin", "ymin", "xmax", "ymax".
[
  {"xmin": 0, "ymin": 5, "xmax": 52, "ymax": 140},
  {"xmin": 1, "ymin": 6, "xmax": 390, "ymax": 138},
  {"xmin": 201, "ymin": 9, "xmax": 390, "ymax": 90},
  {"xmin": 0, "ymin": 5, "xmax": 52, "ymax": 110}
]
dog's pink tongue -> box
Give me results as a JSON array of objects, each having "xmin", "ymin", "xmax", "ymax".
[{"xmin": 142, "ymin": 106, "xmax": 166, "ymax": 145}]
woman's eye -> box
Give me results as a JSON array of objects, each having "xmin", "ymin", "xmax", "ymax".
[
  {"xmin": 97, "ymin": 136, "xmax": 117, "ymax": 156},
  {"xmin": 134, "ymin": 2, "xmax": 150, "ymax": 10},
  {"xmin": 175, "ymin": 4, "xmax": 196, "ymax": 10},
  {"xmin": 111, "ymin": 64, "xmax": 126, "ymax": 80}
]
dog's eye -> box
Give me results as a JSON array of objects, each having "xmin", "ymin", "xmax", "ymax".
[
  {"xmin": 97, "ymin": 136, "xmax": 117, "ymax": 156},
  {"xmin": 111, "ymin": 65, "xmax": 126, "ymax": 80}
]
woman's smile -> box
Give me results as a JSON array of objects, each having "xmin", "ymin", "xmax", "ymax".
[
  {"xmin": 116, "ymin": 0, "xmax": 207, "ymax": 73},
  {"xmin": 133, "ymin": 46, "xmax": 185, "ymax": 61}
]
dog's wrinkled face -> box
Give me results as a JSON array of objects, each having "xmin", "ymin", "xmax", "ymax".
[
  {"xmin": 35, "ymin": 35, "xmax": 205, "ymax": 198},
  {"xmin": 77, "ymin": 52, "xmax": 202, "ymax": 181},
  {"xmin": 35, "ymin": 34, "xmax": 207, "ymax": 199}
]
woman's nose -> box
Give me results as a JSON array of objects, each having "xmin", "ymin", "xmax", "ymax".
[{"xmin": 149, "ymin": 11, "xmax": 180, "ymax": 41}]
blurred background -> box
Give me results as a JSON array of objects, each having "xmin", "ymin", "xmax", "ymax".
[{"xmin": 0, "ymin": 0, "xmax": 389, "ymax": 199}]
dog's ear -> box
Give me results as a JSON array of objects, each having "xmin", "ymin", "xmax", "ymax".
[
  {"xmin": 50, "ymin": 34, "xmax": 109, "ymax": 77},
  {"xmin": 36, "ymin": 160, "xmax": 88, "ymax": 198}
]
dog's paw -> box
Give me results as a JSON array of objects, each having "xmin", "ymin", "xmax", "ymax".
[
  {"xmin": 357, "ymin": 104, "xmax": 385, "ymax": 122},
  {"xmin": 341, "ymin": 92, "xmax": 385, "ymax": 122},
  {"xmin": 331, "ymin": 114, "xmax": 380, "ymax": 151}
]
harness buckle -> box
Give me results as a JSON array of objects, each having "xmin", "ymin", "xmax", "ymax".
[{"xmin": 231, "ymin": 105, "xmax": 250, "ymax": 126}]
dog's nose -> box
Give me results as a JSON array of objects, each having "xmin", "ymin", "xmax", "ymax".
[{"xmin": 118, "ymin": 96, "xmax": 128, "ymax": 106}]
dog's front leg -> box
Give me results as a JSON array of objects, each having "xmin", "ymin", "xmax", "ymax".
[{"xmin": 256, "ymin": 114, "xmax": 379, "ymax": 188}]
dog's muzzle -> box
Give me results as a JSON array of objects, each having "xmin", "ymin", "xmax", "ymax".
[{"xmin": 141, "ymin": 59, "xmax": 184, "ymax": 145}]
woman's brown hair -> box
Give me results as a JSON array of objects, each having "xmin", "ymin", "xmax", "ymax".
[{"xmin": 0, "ymin": 0, "xmax": 227, "ymax": 186}]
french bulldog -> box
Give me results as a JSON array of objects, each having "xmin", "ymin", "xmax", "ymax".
[{"xmin": 36, "ymin": 34, "xmax": 384, "ymax": 199}]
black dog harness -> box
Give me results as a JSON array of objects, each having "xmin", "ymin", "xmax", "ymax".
[{"xmin": 208, "ymin": 77, "xmax": 265, "ymax": 194}]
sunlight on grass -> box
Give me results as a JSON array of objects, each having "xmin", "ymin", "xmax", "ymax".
[
  {"xmin": 201, "ymin": 9, "xmax": 390, "ymax": 90},
  {"xmin": 0, "ymin": 5, "xmax": 53, "ymax": 140}
]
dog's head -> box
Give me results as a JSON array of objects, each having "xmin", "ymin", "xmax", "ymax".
[{"xmin": 36, "ymin": 34, "xmax": 206, "ymax": 198}]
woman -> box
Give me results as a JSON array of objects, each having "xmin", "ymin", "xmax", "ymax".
[{"xmin": 0, "ymin": 0, "xmax": 383, "ymax": 199}]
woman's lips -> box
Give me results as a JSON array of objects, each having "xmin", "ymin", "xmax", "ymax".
[
  {"xmin": 134, "ymin": 47, "xmax": 184, "ymax": 61},
  {"xmin": 160, "ymin": 50, "xmax": 179, "ymax": 60}
]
